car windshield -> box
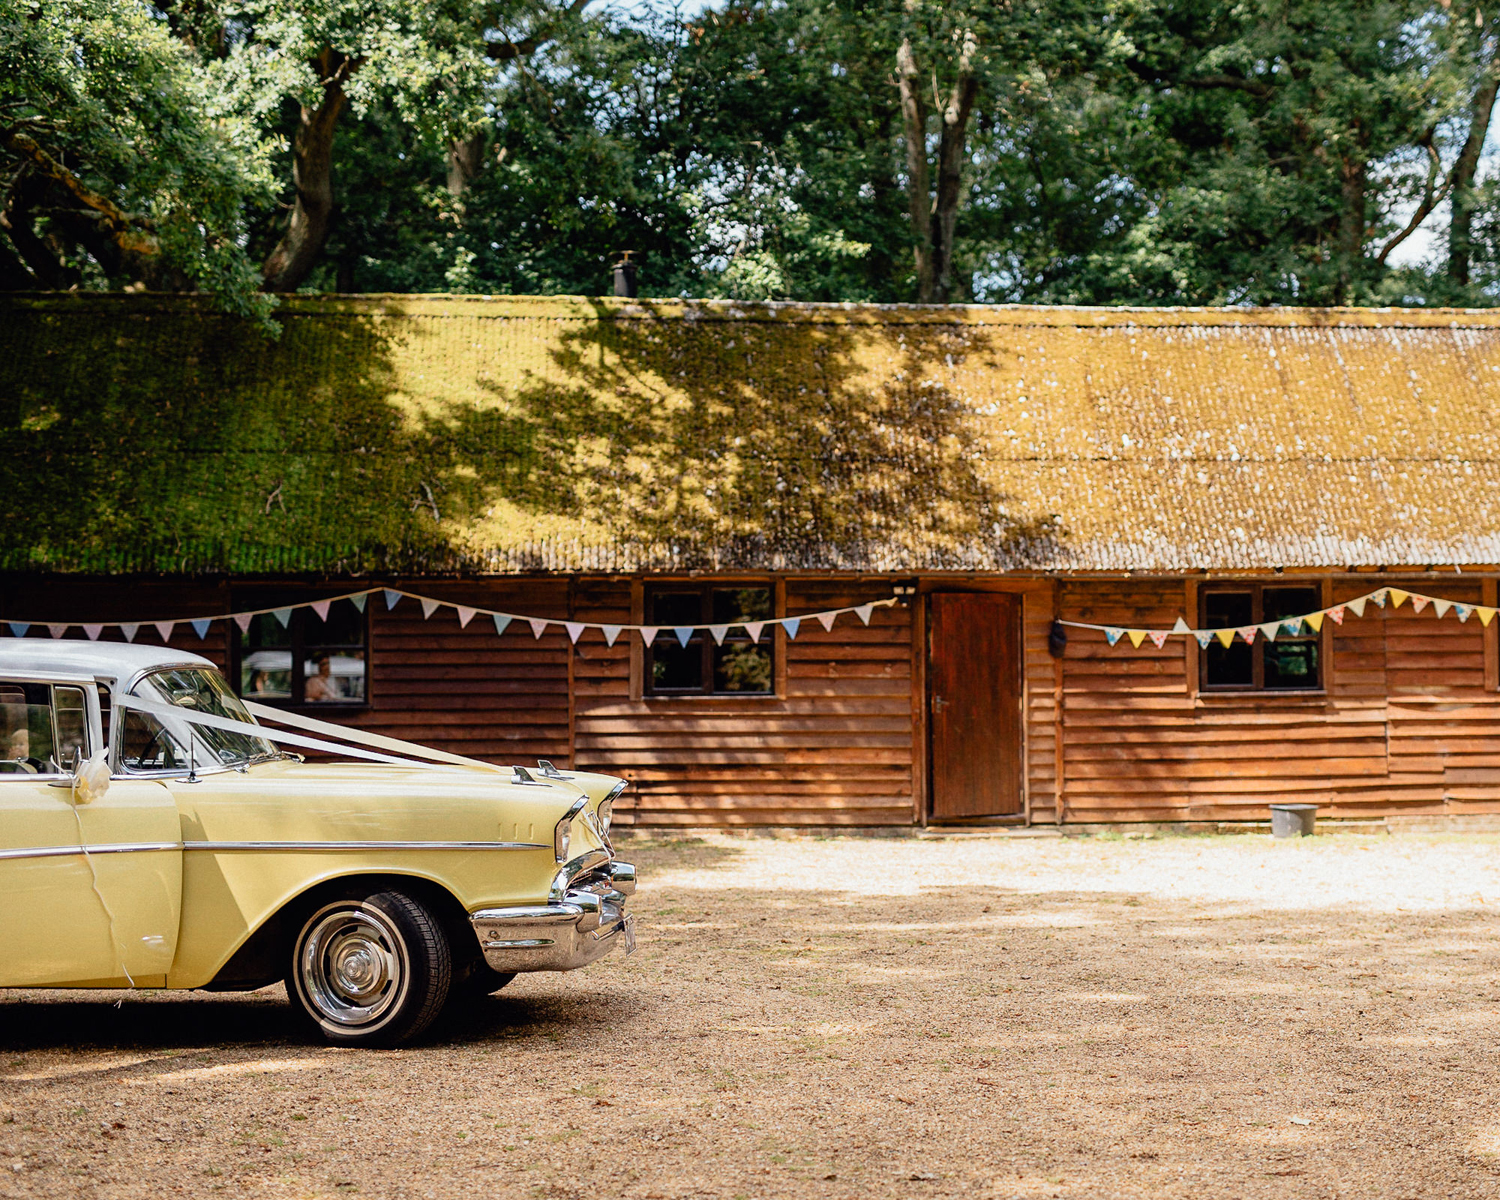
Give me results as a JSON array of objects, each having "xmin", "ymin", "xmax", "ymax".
[{"xmin": 137, "ymin": 668, "xmax": 277, "ymax": 767}]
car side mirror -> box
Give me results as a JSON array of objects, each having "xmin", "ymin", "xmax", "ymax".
[{"xmin": 71, "ymin": 750, "xmax": 111, "ymax": 805}]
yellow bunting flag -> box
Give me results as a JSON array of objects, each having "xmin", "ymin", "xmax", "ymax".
[
  {"xmin": 1388, "ymin": 588, "xmax": 1410, "ymax": 609},
  {"xmin": 1215, "ymin": 629, "xmax": 1235, "ymax": 648},
  {"xmin": 1127, "ymin": 630, "xmax": 1148, "ymax": 648},
  {"xmin": 1304, "ymin": 612, "xmax": 1325, "ymax": 632},
  {"xmin": 1481, "ymin": 608, "xmax": 1498, "ymax": 628}
]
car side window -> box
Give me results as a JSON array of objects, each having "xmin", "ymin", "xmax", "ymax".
[
  {"xmin": 0, "ymin": 681, "xmax": 77, "ymax": 777},
  {"xmin": 118, "ymin": 708, "xmax": 188, "ymax": 774}
]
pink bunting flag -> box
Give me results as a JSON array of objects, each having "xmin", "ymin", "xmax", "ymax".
[
  {"xmin": 234, "ymin": 613, "xmax": 253, "ymax": 633},
  {"xmin": 565, "ymin": 622, "xmax": 585, "ymax": 644},
  {"xmin": 817, "ymin": 612, "xmax": 838, "ymax": 632},
  {"xmin": 47, "ymin": 624, "xmax": 67, "ymax": 639},
  {"xmin": 528, "ymin": 618, "xmax": 549, "ymax": 639},
  {"xmin": 455, "ymin": 606, "xmax": 477, "ymax": 628},
  {"xmin": 855, "ymin": 604, "xmax": 874, "ymax": 625},
  {"xmin": 83, "ymin": 624, "xmax": 103, "ymax": 641},
  {"xmin": 1411, "ymin": 595, "xmax": 1430, "ymax": 614},
  {"xmin": 1327, "ymin": 606, "xmax": 1345, "ymax": 625},
  {"xmin": 639, "ymin": 626, "xmax": 659, "ymax": 647},
  {"xmin": 1237, "ymin": 626, "xmax": 1258, "ymax": 645},
  {"xmin": 1149, "ymin": 630, "xmax": 1169, "ymax": 648},
  {"xmin": 155, "ymin": 622, "xmax": 175, "ymax": 643},
  {"xmin": 311, "ymin": 599, "xmax": 332, "ymax": 621},
  {"xmin": 744, "ymin": 622, "xmax": 765, "ymax": 643}
]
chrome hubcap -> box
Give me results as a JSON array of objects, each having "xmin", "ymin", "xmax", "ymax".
[{"xmin": 298, "ymin": 905, "xmax": 407, "ymax": 1028}]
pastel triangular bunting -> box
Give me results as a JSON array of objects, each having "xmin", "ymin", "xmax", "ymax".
[
  {"xmin": 1327, "ymin": 606, "xmax": 1345, "ymax": 625},
  {"xmin": 1281, "ymin": 619, "xmax": 1305, "ymax": 637},
  {"xmin": 565, "ymin": 622, "xmax": 585, "ymax": 644},
  {"xmin": 783, "ymin": 617, "xmax": 801, "ymax": 640},
  {"xmin": 1193, "ymin": 631, "xmax": 1212, "ymax": 648},
  {"xmin": 273, "ymin": 608, "xmax": 292, "ymax": 628},
  {"xmin": 1371, "ymin": 589, "xmax": 1388, "ymax": 609},
  {"xmin": 1214, "ymin": 629, "xmax": 1234, "ymax": 648},
  {"xmin": 1480, "ymin": 607, "xmax": 1497, "ymax": 628},
  {"xmin": 1348, "ymin": 597, "xmax": 1368, "ymax": 618},
  {"xmin": 1433, "ymin": 599, "xmax": 1452, "ymax": 618},
  {"xmin": 744, "ymin": 622, "xmax": 765, "ymax": 644},
  {"xmin": 1105, "ymin": 628, "xmax": 1124, "ymax": 646},
  {"xmin": 191, "ymin": 618, "xmax": 212, "ymax": 639},
  {"xmin": 1128, "ymin": 630, "xmax": 1148, "ymax": 648},
  {"xmin": 492, "ymin": 614, "xmax": 512, "ymax": 637},
  {"xmin": 674, "ymin": 626, "xmax": 695, "ymax": 647},
  {"xmin": 455, "ymin": 606, "xmax": 477, "ymax": 628},
  {"xmin": 234, "ymin": 613, "xmax": 253, "ymax": 633},
  {"xmin": 48, "ymin": 624, "xmax": 67, "ymax": 639},
  {"xmin": 119, "ymin": 623, "xmax": 138, "ymax": 643},
  {"xmin": 602, "ymin": 625, "xmax": 622, "ymax": 647},
  {"xmin": 1238, "ymin": 626, "xmax": 1258, "ymax": 645},
  {"xmin": 421, "ymin": 598, "xmax": 441, "ymax": 620},
  {"xmin": 83, "ymin": 624, "xmax": 103, "ymax": 641},
  {"xmin": 1388, "ymin": 589, "xmax": 1410, "ymax": 609},
  {"xmin": 1149, "ymin": 630, "xmax": 1169, "ymax": 648},
  {"xmin": 1410, "ymin": 595, "xmax": 1430, "ymax": 614},
  {"xmin": 155, "ymin": 621, "xmax": 175, "ymax": 643},
  {"xmin": 816, "ymin": 612, "xmax": 837, "ymax": 632},
  {"xmin": 639, "ymin": 626, "xmax": 659, "ymax": 647},
  {"xmin": 1455, "ymin": 604, "xmax": 1472, "ymax": 624},
  {"xmin": 7, "ymin": 622, "xmax": 28, "ymax": 638},
  {"xmin": 709, "ymin": 625, "xmax": 730, "ymax": 645},
  {"xmin": 1259, "ymin": 622, "xmax": 1280, "ymax": 641},
  {"xmin": 351, "ymin": 592, "xmax": 368, "ymax": 612},
  {"xmin": 1304, "ymin": 612, "xmax": 1324, "ymax": 632},
  {"xmin": 1171, "ymin": 618, "xmax": 1191, "ymax": 634},
  {"xmin": 528, "ymin": 618, "xmax": 549, "ymax": 639},
  {"xmin": 311, "ymin": 599, "xmax": 331, "ymax": 621},
  {"xmin": 855, "ymin": 605, "xmax": 874, "ymax": 626},
  {"xmin": 384, "ymin": 589, "xmax": 402, "ymax": 610}
]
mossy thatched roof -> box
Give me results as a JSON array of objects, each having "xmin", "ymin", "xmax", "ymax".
[{"xmin": 5, "ymin": 293, "xmax": 1500, "ymax": 576}]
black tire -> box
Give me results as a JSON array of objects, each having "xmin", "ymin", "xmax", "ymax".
[
  {"xmin": 287, "ymin": 888, "xmax": 452, "ymax": 1047},
  {"xmin": 457, "ymin": 965, "xmax": 517, "ymax": 998}
]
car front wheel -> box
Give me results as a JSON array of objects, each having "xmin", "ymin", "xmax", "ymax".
[{"xmin": 288, "ymin": 889, "xmax": 452, "ymax": 1047}]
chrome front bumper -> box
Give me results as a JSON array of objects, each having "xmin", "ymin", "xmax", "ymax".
[{"xmin": 469, "ymin": 860, "xmax": 637, "ymax": 973}]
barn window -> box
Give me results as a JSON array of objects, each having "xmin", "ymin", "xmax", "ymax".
[
  {"xmin": 232, "ymin": 598, "xmax": 368, "ymax": 707},
  {"xmin": 645, "ymin": 585, "xmax": 774, "ymax": 695},
  {"xmin": 1201, "ymin": 585, "xmax": 1322, "ymax": 691}
]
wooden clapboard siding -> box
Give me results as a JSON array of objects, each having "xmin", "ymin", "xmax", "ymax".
[
  {"xmin": 1054, "ymin": 577, "xmax": 1500, "ymax": 822},
  {"xmin": 572, "ymin": 577, "xmax": 913, "ymax": 826},
  {"xmin": 343, "ymin": 580, "xmax": 571, "ymax": 764}
]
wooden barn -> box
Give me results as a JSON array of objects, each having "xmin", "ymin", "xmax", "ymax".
[{"xmin": 5, "ymin": 293, "xmax": 1500, "ymax": 829}]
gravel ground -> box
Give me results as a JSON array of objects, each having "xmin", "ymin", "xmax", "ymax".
[{"xmin": 3, "ymin": 830, "xmax": 1500, "ymax": 1199}]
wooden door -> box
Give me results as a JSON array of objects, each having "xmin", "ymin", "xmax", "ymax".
[{"xmin": 928, "ymin": 592, "xmax": 1023, "ymax": 820}]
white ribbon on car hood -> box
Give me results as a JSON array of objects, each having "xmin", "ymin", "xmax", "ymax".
[{"xmin": 114, "ymin": 693, "xmax": 510, "ymax": 775}]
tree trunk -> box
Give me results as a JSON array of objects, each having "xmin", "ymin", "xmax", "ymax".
[
  {"xmin": 1448, "ymin": 67, "xmax": 1500, "ymax": 287},
  {"xmin": 0, "ymin": 174, "xmax": 78, "ymax": 288},
  {"xmin": 446, "ymin": 133, "xmax": 486, "ymax": 198},
  {"xmin": 930, "ymin": 32, "xmax": 979, "ymax": 303},
  {"xmin": 1335, "ymin": 150, "xmax": 1367, "ymax": 304},
  {"xmin": 261, "ymin": 49, "xmax": 359, "ymax": 292},
  {"xmin": 896, "ymin": 37, "xmax": 933, "ymax": 302}
]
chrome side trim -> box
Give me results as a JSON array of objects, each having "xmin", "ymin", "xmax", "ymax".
[
  {"xmin": 0, "ymin": 841, "xmax": 179, "ymax": 862},
  {"xmin": 182, "ymin": 840, "xmax": 548, "ymax": 852},
  {"xmin": 548, "ymin": 847, "xmax": 611, "ymax": 903}
]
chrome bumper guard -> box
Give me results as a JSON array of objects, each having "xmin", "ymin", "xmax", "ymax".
[{"xmin": 470, "ymin": 860, "xmax": 637, "ymax": 973}]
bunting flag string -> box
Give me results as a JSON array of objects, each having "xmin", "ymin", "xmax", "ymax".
[
  {"xmin": 0, "ymin": 588, "xmax": 902, "ymax": 646},
  {"xmin": 1062, "ymin": 585, "xmax": 1500, "ymax": 649}
]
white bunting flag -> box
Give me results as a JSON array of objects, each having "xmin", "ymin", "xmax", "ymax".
[
  {"xmin": 119, "ymin": 623, "xmax": 138, "ymax": 643},
  {"xmin": 351, "ymin": 592, "xmax": 368, "ymax": 613},
  {"xmin": 1348, "ymin": 596, "xmax": 1368, "ymax": 618},
  {"xmin": 602, "ymin": 625, "xmax": 622, "ymax": 647},
  {"xmin": 1259, "ymin": 622, "xmax": 1280, "ymax": 641},
  {"xmin": 48, "ymin": 624, "xmax": 67, "ymax": 639},
  {"xmin": 155, "ymin": 621, "xmax": 175, "ymax": 643},
  {"xmin": 744, "ymin": 621, "xmax": 765, "ymax": 643},
  {"xmin": 783, "ymin": 617, "xmax": 801, "ymax": 640},
  {"xmin": 7, "ymin": 623, "xmax": 28, "ymax": 638},
  {"xmin": 528, "ymin": 618, "xmax": 549, "ymax": 639},
  {"xmin": 709, "ymin": 625, "xmax": 730, "ymax": 645},
  {"xmin": 492, "ymin": 614, "xmax": 512, "ymax": 637},
  {"xmin": 1172, "ymin": 618, "xmax": 1191, "ymax": 634},
  {"xmin": 817, "ymin": 612, "xmax": 837, "ymax": 632},
  {"xmin": 455, "ymin": 606, "xmax": 477, "ymax": 628},
  {"xmin": 639, "ymin": 626, "xmax": 659, "ymax": 647},
  {"xmin": 565, "ymin": 622, "xmax": 585, "ymax": 644},
  {"xmin": 273, "ymin": 608, "xmax": 292, "ymax": 628},
  {"xmin": 191, "ymin": 619, "xmax": 212, "ymax": 639},
  {"xmin": 1149, "ymin": 630, "xmax": 1169, "ymax": 648},
  {"xmin": 420, "ymin": 598, "xmax": 441, "ymax": 620},
  {"xmin": 384, "ymin": 589, "xmax": 402, "ymax": 611},
  {"xmin": 311, "ymin": 599, "xmax": 332, "ymax": 622},
  {"xmin": 855, "ymin": 604, "xmax": 874, "ymax": 626},
  {"xmin": 1433, "ymin": 599, "xmax": 1452, "ymax": 618},
  {"xmin": 83, "ymin": 624, "xmax": 103, "ymax": 641},
  {"xmin": 234, "ymin": 613, "xmax": 253, "ymax": 633},
  {"xmin": 674, "ymin": 626, "xmax": 695, "ymax": 647}
]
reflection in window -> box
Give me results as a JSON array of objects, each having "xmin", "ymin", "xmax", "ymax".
[
  {"xmin": 1201, "ymin": 585, "xmax": 1322, "ymax": 691},
  {"xmin": 646, "ymin": 586, "xmax": 774, "ymax": 696},
  {"xmin": 236, "ymin": 598, "xmax": 368, "ymax": 705},
  {"xmin": 0, "ymin": 682, "xmax": 92, "ymax": 777}
]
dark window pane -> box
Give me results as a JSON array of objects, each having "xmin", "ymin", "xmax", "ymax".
[
  {"xmin": 651, "ymin": 592, "xmax": 703, "ymax": 627},
  {"xmin": 119, "ymin": 709, "xmax": 187, "ymax": 772},
  {"xmin": 1265, "ymin": 640, "xmax": 1319, "ymax": 689},
  {"xmin": 303, "ymin": 651, "xmax": 365, "ymax": 703},
  {"xmin": 1204, "ymin": 591, "xmax": 1253, "ymax": 629},
  {"xmin": 1204, "ymin": 639, "xmax": 1254, "ymax": 687},
  {"xmin": 1263, "ymin": 588, "xmax": 1319, "ymax": 623},
  {"xmin": 243, "ymin": 612, "xmax": 290, "ymax": 649},
  {"xmin": 652, "ymin": 643, "xmax": 703, "ymax": 690},
  {"xmin": 712, "ymin": 587, "xmax": 772, "ymax": 626},
  {"xmin": 0, "ymin": 681, "xmax": 58, "ymax": 773},
  {"xmin": 714, "ymin": 644, "xmax": 773, "ymax": 693},
  {"xmin": 307, "ymin": 598, "xmax": 364, "ymax": 645}
]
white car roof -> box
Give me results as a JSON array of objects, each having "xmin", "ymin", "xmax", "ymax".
[{"xmin": 0, "ymin": 639, "xmax": 216, "ymax": 685}]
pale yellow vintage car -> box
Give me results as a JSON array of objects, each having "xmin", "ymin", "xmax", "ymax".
[{"xmin": 0, "ymin": 642, "xmax": 635, "ymax": 1045}]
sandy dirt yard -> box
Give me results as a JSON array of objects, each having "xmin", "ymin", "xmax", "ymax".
[{"xmin": 3, "ymin": 830, "xmax": 1500, "ymax": 1200}]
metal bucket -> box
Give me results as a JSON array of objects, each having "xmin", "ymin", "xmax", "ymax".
[{"xmin": 1270, "ymin": 803, "xmax": 1318, "ymax": 838}]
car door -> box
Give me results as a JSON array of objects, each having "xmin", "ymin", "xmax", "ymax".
[{"xmin": 0, "ymin": 678, "xmax": 182, "ymax": 987}]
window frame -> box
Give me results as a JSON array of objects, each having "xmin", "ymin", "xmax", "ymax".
[
  {"xmin": 642, "ymin": 582, "xmax": 777, "ymax": 698},
  {"xmin": 229, "ymin": 599, "xmax": 370, "ymax": 710},
  {"xmin": 1199, "ymin": 582, "xmax": 1325, "ymax": 694},
  {"xmin": 0, "ymin": 676, "xmax": 99, "ymax": 781}
]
